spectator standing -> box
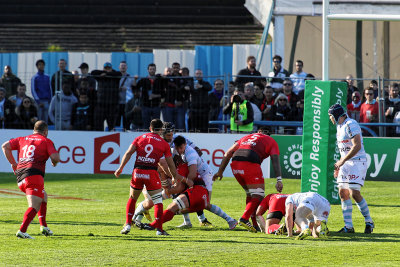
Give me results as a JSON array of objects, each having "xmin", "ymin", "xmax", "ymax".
[
  {"xmin": 223, "ymin": 89, "xmax": 254, "ymax": 133},
  {"xmin": 282, "ymin": 79, "xmax": 300, "ymax": 109},
  {"xmin": 290, "ymin": 60, "xmax": 307, "ymax": 96},
  {"xmin": 252, "ymin": 83, "xmax": 265, "ymax": 111},
  {"xmin": 345, "ymin": 74, "xmax": 359, "ymax": 104},
  {"xmin": 125, "ymin": 87, "xmax": 143, "ymax": 130},
  {"xmin": 209, "ymin": 79, "xmax": 225, "ymax": 121},
  {"xmin": 262, "ymin": 86, "xmax": 275, "ymax": 121},
  {"xmin": 137, "ymin": 63, "xmax": 163, "ymax": 128},
  {"xmin": 384, "ymin": 83, "xmax": 400, "ymax": 136},
  {"xmin": 347, "ymin": 91, "xmax": 362, "ymax": 122},
  {"xmin": 71, "ymin": 92, "xmax": 93, "ymax": 131},
  {"xmin": 77, "ymin": 62, "xmax": 97, "ymax": 91},
  {"xmin": 1, "ymin": 65, "xmax": 21, "ymax": 97},
  {"xmin": 369, "ymin": 80, "xmax": 379, "ymax": 99},
  {"xmin": 16, "ymin": 97, "xmax": 38, "ymax": 129},
  {"xmin": 235, "ymin": 56, "xmax": 265, "ymax": 89},
  {"xmin": 360, "ymin": 88, "xmax": 379, "ymax": 135},
  {"xmin": 271, "ymin": 93, "xmax": 292, "ymax": 134},
  {"xmin": 116, "ymin": 61, "xmax": 135, "ymax": 131},
  {"xmin": 48, "ymin": 83, "xmax": 78, "ymax": 130},
  {"xmin": 51, "ymin": 59, "xmax": 74, "ymax": 95},
  {"xmin": 0, "ymin": 87, "xmax": 17, "ymax": 128},
  {"xmin": 188, "ymin": 69, "xmax": 212, "ymax": 132},
  {"xmin": 268, "ymin": 55, "xmax": 290, "ymax": 93},
  {"xmin": 91, "ymin": 62, "xmax": 121, "ymax": 131},
  {"xmin": 31, "ymin": 59, "xmax": 52, "ymax": 123},
  {"xmin": 9, "ymin": 83, "xmax": 34, "ymax": 108}
]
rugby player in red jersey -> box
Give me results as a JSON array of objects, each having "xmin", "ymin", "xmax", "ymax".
[
  {"xmin": 213, "ymin": 128, "xmax": 283, "ymax": 233},
  {"xmin": 114, "ymin": 119, "xmax": 187, "ymax": 236},
  {"xmin": 2, "ymin": 121, "xmax": 60, "ymax": 239},
  {"xmin": 256, "ymin": 193, "xmax": 290, "ymax": 234}
]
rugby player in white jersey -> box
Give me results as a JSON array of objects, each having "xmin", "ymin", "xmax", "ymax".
[
  {"xmin": 285, "ymin": 192, "xmax": 330, "ymax": 240},
  {"xmin": 328, "ymin": 104, "xmax": 374, "ymax": 234}
]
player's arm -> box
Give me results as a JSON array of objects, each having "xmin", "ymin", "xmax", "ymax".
[
  {"xmin": 50, "ymin": 152, "xmax": 60, "ymax": 167},
  {"xmin": 213, "ymin": 142, "xmax": 238, "ymax": 181},
  {"xmin": 285, "ymin": 203, "xmax": 294, "ymax": 237},
  {"xmin": 114, "ymin": 144, "xmax": 136, "ymax": 178},
  {"xmin": 334, "ymin": 134, "xmax": 362, "ymax": 170},
  {"xmin": 158, "ymin": 158, "xmax": 173, "ymax": 178},
  {"xmin": 1, "ymin": 141, "xmax": 17, "ymax": 172},
  {"xmin": 270, "ymin": 154, "xmax": 283, "ymax": 192},
  {"xmin": 165, "ymin": 156, "xmax": 193, "ymax": 187}
]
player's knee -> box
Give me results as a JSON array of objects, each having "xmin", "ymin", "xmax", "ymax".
[
  {"xmin": 150, "ymin": 192, "xmax": 163, "ymax": 205},
  {"xmin": 143, "ymin": 199, "xmax": 154, "ymax": 209}
]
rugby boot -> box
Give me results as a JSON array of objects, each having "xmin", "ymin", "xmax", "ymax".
[
  {"xmin": 228, "ymin": 219, "xmax": 238, "ymax": 230},
  {"xmin": 176, "ymin": 222, "xmax": 193, "ymax": 229},
  {"xmin": 274, "ymin": 222, "xmax": 287, "ymax": 235},
  {"xmin": 143, "ymin": 210, "xmax": 152, "ymax": 222},
  {"xmin": 338, "ymin": 226, "xmax": 355, "ymax": 233},
  {"xmin": 239, "ymin": 218, "xmax": 257, "ymax": 233},
  {"xmin": 142, "ymin": 223, "xmax": 156, "ymax": 231},
  {"xmin": 40, "ymin": 226, "xmax": 54, "ymax": 236},
  {"xmin": 120, "ymin": 224, "xmax": 131, "ymax": 234},
  {"xmin": 16, "ymin": 230, "xmax": 34, "ymax": 239},
  {"xmin": 318, "ymin": 220, "xmax": 329, "ymax": 238},
  {"xmin": 364, "ymin": 222, "xmax": 374, "ymax": 234},
  {"xmin": 200, "ymin": 218, "xmax": 213, "ymax": 227},
  {"xmin": 296, "ymin": 228, "xmax": 311, "ymax": 240},
  {"xmin": 156, "ymin": 229, "xmax": 170, "ymax": 236},
  {"xmin": 133, "ymin": 220, "xmax": 144, "ymax": 229}
]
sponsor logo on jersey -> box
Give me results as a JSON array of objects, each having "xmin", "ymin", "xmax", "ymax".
[
  {"xmin": 137, "ymin": 156, "xmax": 156, "ymax": 163},
  {"xmin": 233, "ymin": 169, "xmax": 244, "ymax": 174}
]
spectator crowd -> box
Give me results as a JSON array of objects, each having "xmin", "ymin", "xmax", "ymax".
[{"xmin": 0, "ymin": 55, "xmax": 399, "ymax": 136}]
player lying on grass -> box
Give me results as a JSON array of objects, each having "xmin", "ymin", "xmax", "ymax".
[
  {"xmin": 2, "ymin": 121, "xmax": 60, "ymax": 239},
  {"xmin": 284, "ymin": 192, "xmax": 330, "ymax": 240}
]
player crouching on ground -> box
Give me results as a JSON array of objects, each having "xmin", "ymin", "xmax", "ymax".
[
  {"xmin": 2, "ymin": 121, "xmax": 60, "ymax": 239},
  {"xmin": 284, "ymin": 192, "xmax": 330, "ymax": 240}
]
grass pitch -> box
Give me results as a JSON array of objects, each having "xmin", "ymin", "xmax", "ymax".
[{"xmin": 0, "ymin": 173, "xmax": 399, "ymax": 266}]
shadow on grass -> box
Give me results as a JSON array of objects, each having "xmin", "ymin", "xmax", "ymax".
[
  {"xmin": 368, "ymin": 204, "xmax": 400, "ymax": 208},
  {"xmin": 0, "ymin": 219, "xmax": 121, "ymax": 227}
]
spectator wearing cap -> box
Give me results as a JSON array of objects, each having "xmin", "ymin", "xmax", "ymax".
[
  {"xmin": 347, "ymin": 91, "xmax": 362, "ymax": 122},
  {"xmin": 8, "ymin": 83, "xmax": 35, "ymax": 108},
  {"xmin": 0, "ymin": 87, "xmax": 17, "ymax": 129},
  {"xmin": 268, "ymin": 55, "xmax": 290, "ymax": 93},
  {"xmin": 77, "ymin": 62, "xmax": 97, "ymax": 90},
  {"xmin": 51, "ymin": 59, "xmax": 75, "ymax": 95},
  {"xmin": 31, "ymin": 59, "xmax": 52, "ymax": 123},
  {"xmin": 91, "ymin": 62, "xmax": 121, "ymax": 131},
  {"xmin": 235, "ymin": 56, "xmax": 266, "ymax": 89},
  {"xmin": 0, "ymin": 65, "xmax": 21, "ymax": 97},
  {"xmin": 290, "ymin": 60, "xmax": 307, "ymax": 96}
]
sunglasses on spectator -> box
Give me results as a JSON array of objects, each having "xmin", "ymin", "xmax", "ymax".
[
  {"xmin": 279, "ymin": 99, "xmax": 287, "ymax": 101},
  {"xmin": 215, "ymin": 83, "xmax": 223, "ymax": 85},
  {"xmin": 365, "ymin": 93, "xmax": 373, "ymax": 95},
  {"xmin": 283, "ymin": 83, "xmax": 292, "ymax": 86},
  {"xmin": 23, "ymin": 100, "xmax": 31, "ymax": 104},
  {"xmin": 273, "ymin": 61, "xmax": 281, "ymax": 63}
]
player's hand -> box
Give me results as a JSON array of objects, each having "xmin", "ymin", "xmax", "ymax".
[
  {"xmin": 213, "ymin": 172, "xmax": 223, "ymax": 181},
  {"xmin": 334, "ymin": 159, "xmax": 344, "ymax": 170},
  {"xmin": 114, "ymin": 168, "xmax": 122, "ymax": 178},
  {"xmin": 333, "ymin": 169, "xmax": 339, "ymax": 178},
  {"xmin": 51, "ymin": 161, "xmax": 58, "ymax": 167},
  {"xmin": 185, "ymin": 178, "xmax": 194, "ymax": 188},
  {"xmin": 11, "ymin": 163, "xmax": 17, "ymax": 175},
  {"xmin": 275, "ymin": 181, "xmax": 283, "ymax": 193}
]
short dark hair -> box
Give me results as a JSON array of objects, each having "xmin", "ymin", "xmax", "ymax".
[
  {"xmin": 173, "ymin": 135, "xmax": 187, "ymax": 147},
  {"xmin": 181, "ymin": 67, "xmax": 189, "ymax": 75},
  {"xmin": 120, "ymin": 60, "xmax": 127, "ymax": 64},
  {"xmin": 273, "ymin": 55, "xmax": 282, "ymax": 62},
  {"xmin": 172, "ymin": 62, "xmax": 180, "ymax": 67},
  {"xmin": 18, "ymin": 83, "xmax": 26, "ymax": 88},
  {"xmin": 36, "ymin": 59, "xmax": 45, "ymax": 67},
  {"xmin": 391, "ymin": 83, "xmax": 399, "ymax": 89},
  {"xmin": 214, "ymin": 79, "xmax": 224, "ymax": 85},
  {"xmin": 148, "ymin": 63, "xmax": 156, "ymax": 69},
  {"xmin": 296, "ymin": 60, "xmax": 304, "ymax": 65},
  {"xmin": 370, "ymin": 80, "xmax": 378, "ymax": 86},
  {"xmin": 150, "ymin": 119, "xmax": 163, "ymax": 131},
  {"xmin": 258, "ymin": 127, "xmax": 270, "ymax": 135},
  {"xmin": 247, "ymin": 56, "xmax": 256, "ymax": 62},
  {"xmin": 34, "ymin": 120, "xmax": 48, "ymax": 133}
]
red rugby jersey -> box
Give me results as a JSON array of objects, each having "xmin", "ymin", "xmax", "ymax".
[
  {"xmin": 9, "ymin": 133, "xmax": 58, "ymax": 182},
  {"xmin": 133, "ymin": 132, "xmax": 172, "ymax": 170}
]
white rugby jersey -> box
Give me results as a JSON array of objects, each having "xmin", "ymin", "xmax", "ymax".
[
  {"xmin": 173, "ymin": 145, "xmax": 211, "ymax": 177},
  {"xmin": 285, "ymin": 192, "xmax": 313, "ymax": 210},
  {"xmin": 336, "ymin": 117, "xmax": 367, "ymax": 161}
]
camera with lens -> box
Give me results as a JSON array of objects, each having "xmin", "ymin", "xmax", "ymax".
[{"xmin": 232, "ymin": 94, "xmax": 242, "ymax": 103}]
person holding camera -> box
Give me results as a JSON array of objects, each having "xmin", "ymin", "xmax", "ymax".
[{"xmin": 223, "ymin": 89, "xmax": 254, "ymax": 133}]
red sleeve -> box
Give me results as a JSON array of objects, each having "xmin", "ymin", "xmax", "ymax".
[
  {"xmin": 46, "ymin": 139, "xmax": 58, "ymax": 156},
  {"xmin": 268, "ymin": 138, "xmax": 280, "ymax": 156},
  {"xmin": 260, "ymin": 194, "xmax": 272, "ymax": 210},
  {"xmin": 164, "ymin": 142, "xmax": 172, "ymax": 157},
  {"xmin": 9, "ymin": 137, "xmax": 20, "ymax": 150},
  {"xmin": 132, "ymin": 136, "xmax": 139, "ymax": 147}
]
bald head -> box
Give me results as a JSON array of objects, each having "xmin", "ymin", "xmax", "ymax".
[{"xmin": 34, "ymin": 120, "xmax": 48, "ymax": 135}]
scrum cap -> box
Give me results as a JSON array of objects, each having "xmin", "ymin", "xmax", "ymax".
[
  {"xmin": 328, "ymin": 104, "xmax": 346, "ymax": 123},
  {"xmin": 162, "ymin": 122, "xmax": 175, "ymax": 135}
]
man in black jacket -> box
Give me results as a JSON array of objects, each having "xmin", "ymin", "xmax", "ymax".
[
  {"xmin": 0, "ymin": 87, "xmax": 17, "ymax": 129},
  {"xmin": 235, "ymin": 56, "xmax": 266, "ymax": 89},
  {"xmin": 91, "ymin": 62, "xmax": 121, "ymax": 131}
]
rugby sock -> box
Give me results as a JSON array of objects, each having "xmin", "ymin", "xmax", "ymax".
[
  {"xmin": 251, "ymin": 211, "xmax": 258, "ymax": 228},
  {"xmin": 136, "ymin": 214, "xmax": 144, "ymax": 223},
  {"xmin": 162, "ymin": 210, "xmax": 175, "ymax": 223},
  {"xmin": 183, "ymin": 213, "xmax": 192, "ymax": 225},
  {"xmin": 197, "ymin": 211, "xmax": 206, "ymax": 222},
  {"xmin": 341, "ymin": 199, "xmax": 353, "ymax": 228},
  {"xmin": 20, "ymin": 207, "xmax": 37, "ymax": 233},
  {"xmin": 134, "ymin": 201, "xmax": 146, "ymax": 216},
  {"xmin": 126, "ymin": 198, "xmax": 136, "ymax": 225},
  {"xmin": 153, "ymin": 203, "xmax": 163, "ymax": 230},
  {"xmin": 38, "ymin": 201, "xmax": 47, "ymax": 227},
  {"xmin": 242, "ymin": 197, "xmax": 261, "ymax": 221},
  {"xmin": 209, "ymin": 204, "xmax": 233, "ymax": 222},
  {"xmin": 356, "ymin": 198, "xmax": 373, "ymax": 223}
]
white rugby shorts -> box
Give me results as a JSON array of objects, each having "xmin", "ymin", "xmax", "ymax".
[
  {"xmin": 337, "ymin": 160, "xmax": 367, "ymax": 188},
  {"xmin": 298, "ymin": 193, "xmax": 331, "ymax": 222}
]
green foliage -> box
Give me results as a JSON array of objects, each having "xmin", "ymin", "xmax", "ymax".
[
  {"xmin": 0, "ymin": 173, "xmax": 399, "ymax": 265},
  {"xmin": 47, "ymin": 44, "xmax": 64, "ymax": 52}
]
